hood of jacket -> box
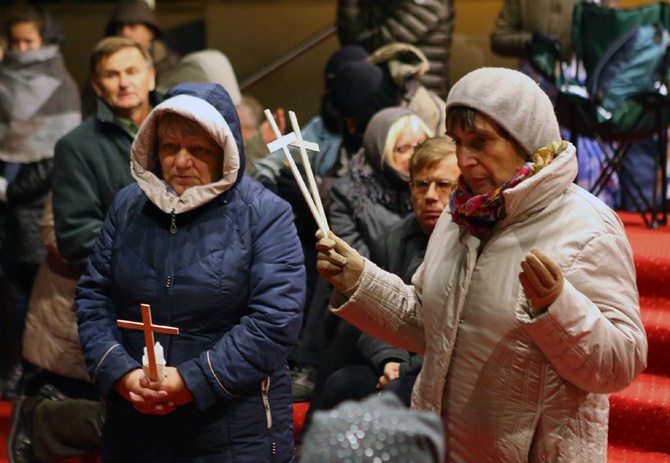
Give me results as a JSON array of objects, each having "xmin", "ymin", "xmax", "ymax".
[
  {"xmin": 362, "ymin": 106, "xmax": 415, "ymax": 185},
  {"xmin": 368, "ymin": 42, "xmax": 430, "ymax": 90},
  {"xmin": 130, "ymin": 82, "xmax": 244, "ymax": 214},
  {"xmin": 502, "ymin": 142, "xmax": 579, "ymax": 224}
]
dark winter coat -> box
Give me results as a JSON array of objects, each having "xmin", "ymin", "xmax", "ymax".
[
  {"xmin": 52, "ymin": 94, "xmax": 161, "ymax": 268},
  {"xmin": 76, "ymin": 83, "xmax": 306, "ymax": 463},
  {"xmin": 337, "ymin": 0, "xmax": 455, "ymax": 98},
  {"xmin": 329, "ymin": 107, "xmax": 414, "ymax": 258},
  {"xmin": 361, "ymin": 213, "xmax": 426, "ymax": 378}
]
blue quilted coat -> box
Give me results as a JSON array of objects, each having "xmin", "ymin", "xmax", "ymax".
[{"xmin": 76, "ymin": 83, "xmax": 306, "ymax": 463}]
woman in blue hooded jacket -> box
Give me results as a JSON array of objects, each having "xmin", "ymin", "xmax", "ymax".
[{"xmin": 76, "ymin": 82, "xmax": 306, "ymax": 463}]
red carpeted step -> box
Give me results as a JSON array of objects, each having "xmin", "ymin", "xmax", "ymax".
[
  {"xmin": 0, "ymin": 400, "xmax": 11, "ymax": 462},
  {"xmin": 293, "ymin": 401, "xmax": 310, "ymax": 441},
  {"xmin": 608, "ymin": 444, "xmax": 670, "ymax": 462},
  {"xmin": 621, "ymin": 211, "xmax": 670, "ymax": 300},
  {"xmin": 640, "ymin": 303, "xmax": 670, "ymax": 376},
  {"xmin": 635, "ymin": 256, "xmax": 670, "ymax": 299},
  {"xmin": 608, "ymin": 373, "xmax": 670, "ymax": 454}
]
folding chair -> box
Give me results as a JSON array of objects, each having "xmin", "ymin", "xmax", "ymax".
[{"xmin": 530, "ymin": 1, "xmax": 670, "ymax": 228}]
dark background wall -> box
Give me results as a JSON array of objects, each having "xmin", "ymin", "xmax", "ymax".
[{"xmin": 0, "ymin": 0, "xmax": 656, "ymax": 120}]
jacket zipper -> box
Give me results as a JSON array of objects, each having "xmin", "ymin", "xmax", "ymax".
[
  {"xmin": 170, "ymin": 208, "xmax": 177, "ymax": 234},
  {"xmin": 261, "ymin": 377, "xmax": 275, "ymax": 455}
]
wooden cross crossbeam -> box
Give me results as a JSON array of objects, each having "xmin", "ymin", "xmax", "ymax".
[{"xmin": 117, "ymin": 304, "xmax": 179, "ymax": 381}]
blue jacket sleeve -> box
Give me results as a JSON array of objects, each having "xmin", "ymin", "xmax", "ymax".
[
  {"xmin": 177, "ymin": 193, "xmax": 306, "ymax": 410},
  {"xmin": 76, "ymin": 192, "xmax": 142, "ymax": 396}
]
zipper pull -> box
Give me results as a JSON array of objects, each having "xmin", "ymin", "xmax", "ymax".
[
  {"xmin": 170, "ymin": 209, "xmax": 176, "ymax": 234},
  {"xmin": 261, "ymin": 377, "xmax": 272, "ymax": 429}
]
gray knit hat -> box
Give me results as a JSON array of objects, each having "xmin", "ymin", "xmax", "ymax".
[{"xmin": 445, "ymin": 67, "xmax": 561, "ymax": 156}]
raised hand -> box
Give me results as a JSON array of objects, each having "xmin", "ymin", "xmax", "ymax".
[{"xmin": 519, "ymin": 247, "xmax": 564, "ymax": 316}]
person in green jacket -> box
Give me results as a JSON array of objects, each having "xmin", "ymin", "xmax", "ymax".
[{"xmin": 53, "ymin": 36, "xmax": 159, "ymax": 269}]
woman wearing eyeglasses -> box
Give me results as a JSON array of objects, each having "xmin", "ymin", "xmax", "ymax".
[
  {"xmin": 294, "ymin": 107, "xmax": 436, "ymax": 446},
  {"xmin": 300, "ymin": 136, "xmax": 459, "ymax": 434},
  {"xmin": 328, "ymin": 106, "xmax": 433, "ymax": 257}
]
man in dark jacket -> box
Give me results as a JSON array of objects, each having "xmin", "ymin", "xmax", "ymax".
[
  {"xmin": 54, "ymin": 36, "xmax": 158, "ymax": 269},
  {"xmin": 8, "ymin": 36, "xmax": 159, "ymax": 463}
]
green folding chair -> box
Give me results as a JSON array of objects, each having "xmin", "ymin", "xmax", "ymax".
[{"xmin": 530, "ymin": 1, "xmax": 670, "ymax": 228}]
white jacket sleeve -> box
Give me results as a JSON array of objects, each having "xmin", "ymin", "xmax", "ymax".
[
  {"xmin": 331, "ymin": 259, "xmax": 427, "ymax": 354},
  {"xmin": 520, "ymin": 232, "xmax": 648, "ymax": 394}
]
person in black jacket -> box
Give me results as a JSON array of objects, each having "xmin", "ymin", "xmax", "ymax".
[
  {"xmin": 337, "ymin": 0, "xmax": 455, "ymax": 98},
  {"xmin": 297, "ymin": 135, "xmax": 458, "ymax": 448}
]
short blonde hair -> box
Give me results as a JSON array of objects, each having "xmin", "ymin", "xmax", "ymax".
[{"xmin": 383, "ymin": 114, "xmax": 433, "ymax": 165}]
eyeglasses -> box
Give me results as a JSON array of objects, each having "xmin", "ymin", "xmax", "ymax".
[
  {"xmin": 393, "ymin": 141, "xmax": 425, "ymax": 160},
  {"xmin": 395, "ymin": 144, "xmax": 418, "ymax": 155},
  {"xmin": 410, "ymin": 179, "xmax": 457, "ymax": 194}
]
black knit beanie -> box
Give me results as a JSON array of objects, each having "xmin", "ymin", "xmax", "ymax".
[
  {"xmin": 330, "ymin": 61, "xmax": 402, "ymax": 119},
  {"xmin": 105, "ymin": 0, "xmax": 163, "ymax": 40}
]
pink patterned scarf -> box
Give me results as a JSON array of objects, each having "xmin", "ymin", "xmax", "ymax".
[{"xmin": 450, "ymin": 141, "xmax": 567, "ymax": 240}]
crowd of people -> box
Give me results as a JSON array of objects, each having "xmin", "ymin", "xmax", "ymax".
[{"xmin": 0, "ymin": 1, "xmax": 650, "ymax": 463}]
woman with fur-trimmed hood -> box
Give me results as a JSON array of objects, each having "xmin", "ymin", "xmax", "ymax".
[{"xmin": 76, "ymin": 82, "xmax": 306, "ymax": 462}]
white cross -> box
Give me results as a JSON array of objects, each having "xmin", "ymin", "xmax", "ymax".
[{"xmin": 264, "ymin": 109, "xmax": 329, "ymax": 234}]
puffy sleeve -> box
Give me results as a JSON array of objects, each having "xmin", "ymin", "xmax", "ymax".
[
  {"xmin": 76, "ymin": 189, "xmax": 141, "ymax": 394},
  {"xmin": 177, "ymin": 192, "xmax": 306, "ymax": 409},
  {"xmin": 520, "ymin": 231, "xmax": 648, "ymax": 394},
  {"xmin": 337, "ymin": 0, "xmax": 450, "ymax": 51}
]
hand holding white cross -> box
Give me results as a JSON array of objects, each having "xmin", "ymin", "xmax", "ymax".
[{"xmin": 117, "ymin": 304, "xmax": 179, "ymax": 382}]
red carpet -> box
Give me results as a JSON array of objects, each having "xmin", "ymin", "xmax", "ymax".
[
  {"xmin": 0, "ymin": 400, "xmax": 9, "ymax": 462},
  {"xmin": 0, "ymin": 211, "xmax": 668, "ymax": 462},
  {"xmin": 607, "ymin": 211, "xmax": 670, "ymax": 462}
]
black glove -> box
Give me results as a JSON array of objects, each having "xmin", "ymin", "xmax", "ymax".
[{"xmin": 257, "ymin": 175, "xmax": 277, "ymax": 194}]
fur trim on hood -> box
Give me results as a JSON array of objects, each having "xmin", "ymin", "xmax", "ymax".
[{"xmin": 369, "ymin": 42, "xmax": 430, "ymax": 90}]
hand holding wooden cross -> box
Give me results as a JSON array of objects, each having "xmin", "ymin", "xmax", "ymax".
[{"xmin": 117, "ymin": 304, "xmax": 179, "ymax": 382}]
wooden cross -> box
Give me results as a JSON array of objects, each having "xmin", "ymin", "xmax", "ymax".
[{"xmin": 117, "ymin": 303, "xmax": 179, "ymax": 381}]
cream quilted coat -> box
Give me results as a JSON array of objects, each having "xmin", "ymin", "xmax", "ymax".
[{"xmin": 332, "ymin": 144, "xmax": 647, "ymax": 462}]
